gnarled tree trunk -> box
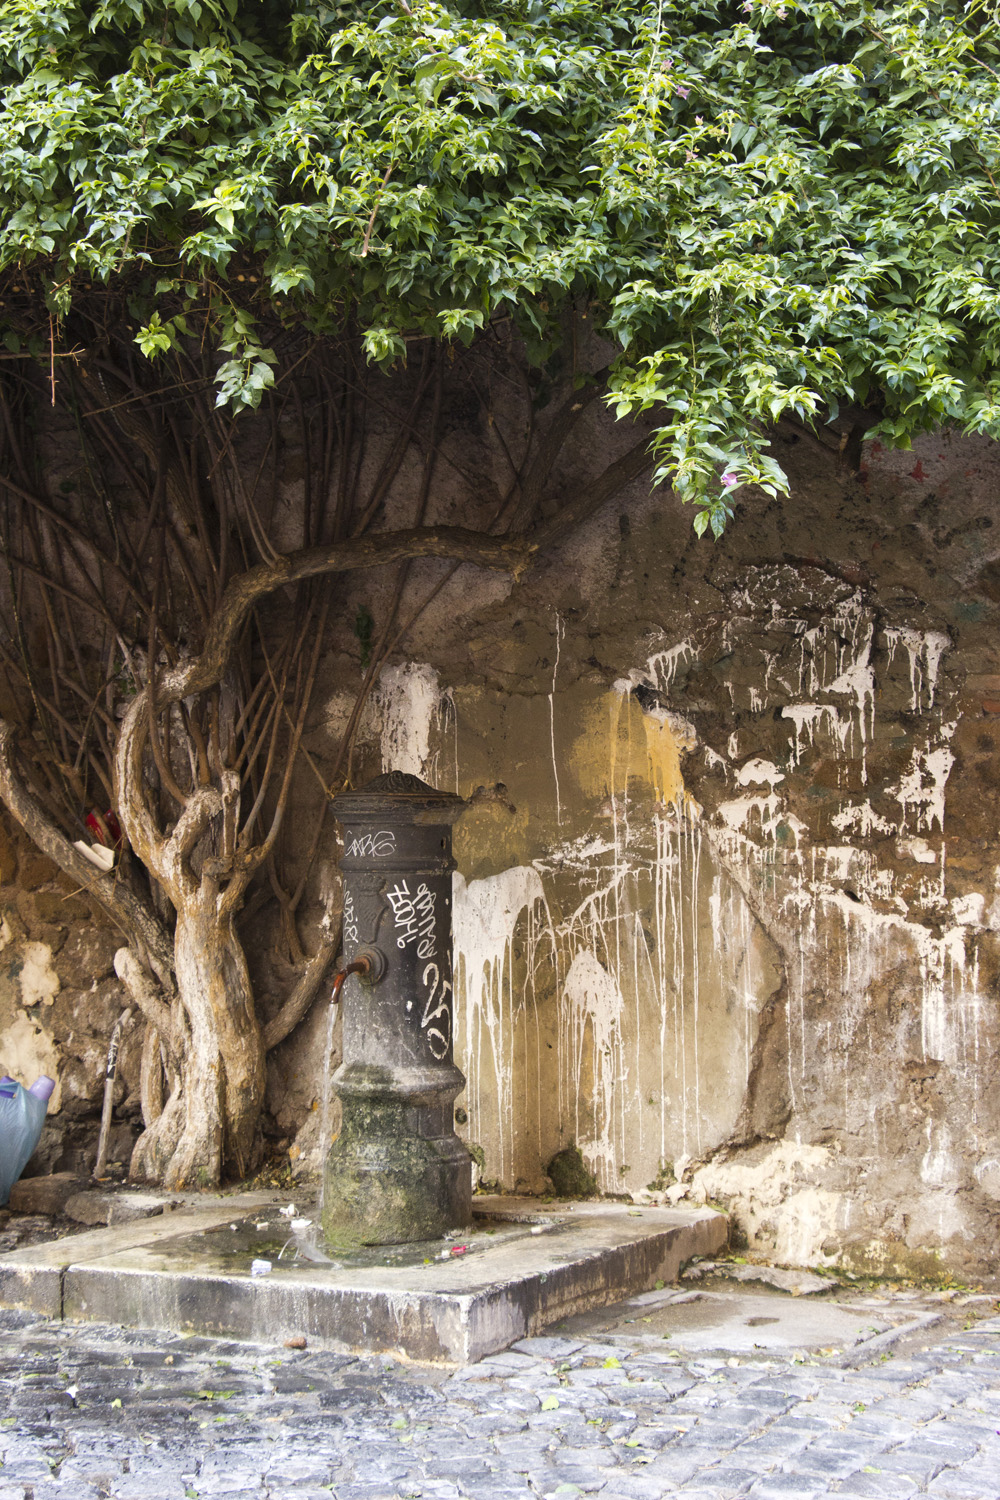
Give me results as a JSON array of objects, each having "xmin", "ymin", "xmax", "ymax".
[
  {"xmin": 0, "ymin": 328, "xmax": 641, "ymax": 1191},
  {"xmin": 130, "ymin": 899, "xmax": 265, "ymax": 1188}
]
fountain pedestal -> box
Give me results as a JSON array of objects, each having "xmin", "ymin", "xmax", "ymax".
[{"xmin": 323, "ymin": 772, "xmax": 471, "ymax": 1249}]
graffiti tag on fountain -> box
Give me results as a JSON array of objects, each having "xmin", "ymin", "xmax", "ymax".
[
  {"xmin": 420, "ymin": 962, "xmax": 452, "ymax": 1059},
  {"xmin": 342, "ymin": 889, "xmax": 359, "ymax": 948},
  {"xmin": 386, "ymin": 879, "xmax": 437, "ymax": 959},
  {"xmin": 346, "ymin": 829, "xmax": 396, "ymax": 858}
]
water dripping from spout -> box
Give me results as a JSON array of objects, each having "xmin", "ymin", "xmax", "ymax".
[
  {"xmin": 315, "ymin": 991, "xmax": 340, "ymax": 1224},
  {"xmin": 278, "ymin": 1229, "xmax": 337, "ymax": 1265}
]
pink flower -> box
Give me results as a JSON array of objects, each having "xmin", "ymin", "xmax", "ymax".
[
  {"xmin": 721, "ymin": 472, "xmax": 739, "ymax": 488},
  {"xmin": 676, "ymin": 86, "xmax": 690, "ymax": 99}
]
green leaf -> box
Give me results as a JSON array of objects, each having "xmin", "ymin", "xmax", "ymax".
[
  {"xmin": 2, "ymin": 0, "xmax": 1000, "ymax": 530},
  {"xmin": 362, "ymin": 328, "xmax": 407, "ymax": 367},
  {"xmin": 136, "ymin": 312, "xmax": 174, "ymax": 359}
]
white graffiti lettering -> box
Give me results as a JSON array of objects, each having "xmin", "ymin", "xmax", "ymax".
[
  {"xmin": 386, "ymin": 880, "xmax": 437, "ymax": 959},
  {"xmin": 346, "ymin": 829, "xmax": 396, "ymax": 859},
  {"xmin": 421, "ymin": 961, "xmax": 452, "ymax": 1060},
  {"xmin": 342, "ymin": 889, "xmax": 359, "ymax": 947}
]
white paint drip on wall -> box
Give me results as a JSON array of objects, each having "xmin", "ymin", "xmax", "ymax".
[
  {"xmin": 597, "ymin": 588, "xmax": 975, "ymax": 1249},
  {"xmin": 542, "ymin": 684, "xmax": 771, "ymax": 1185},
  {"xmin": 716, "ymin": 795, "xmax": 784, "ymax": 842},
  {"xmin": 890, "ymin": 738, "xmax": 956, "ymax": 833},
  {"xmin": 832, "ymin": 801, "xmax": 894, "ymax": 837},
  {"xmin": 736, "ymin": 759, "xmax": 784, "ymax": 788},
  {"xmin": 430, "ymin": 572, "xmax": 981, "ymax": 1254},
  {"xmin": 550, "ymin": 613, "xmax": 564, "ymax": 826},
  {"xmin": 372, "ymin": 661, "xmax": 459, "ymax": 791},
  {"xmin": 826, "ymin": 598, "xmax": 875, "ymax": 773},
  {"xmin": 435, "ymin": 687, "xmax": 460, "ymax": 794},
  {"xmin": 782, "ymin": 704, "xmax": 851, "ymax": 767},
  {"xmin": 692, "ymin": 577, "xmax": 988, "ymax": 1254},
  {"xmin": 693, "ymin": 580, "xmax": 981, "ymax": 1259},
  {"xmin": 647, "ymin": 640, "xmax": 696, "ymax": 693},
  {"xmin": 561, "ymin": 950, "xmax": 626, "ymax": 1182},
  {"xmin": 885, "ymin": 627, "xmax": 951, "ymax": 711},
  {"xmin": 820, "ymin": 888, "xmax": 980, "ymax": 1068},
  {"xmin": 452, "ymin": 867, "xmax": 555, "ymax": 1185},
  {"xmin": 721, "ymin": 588, "xmax": 879, "ymax": 779},
  {"xmin": 821, "ymin": 847, "xmax": 858, "ymax": 882},
  {"xmin": 616, "ymin": 640, "xmax": 697, "ymax": 703},
  {"xmin": 534, "ymin": 835, "xmax": 618, "ymax": 874},
  {"xmin": 449, "ymin": 665, "xmax": 774, "ymax": 1196},
  {"xmin": 952, "ymin": 893, "xmax": 985, "ymax": 926},
  {"xmin": 921, "ymin": 1119, "xmax": 954, "ymax": 1188},
  {"xmin": 897, "ymin": 836, "xmax": 938, "ymax": 864},
  {"xmin": 375, "ymin": 662, "xmax": 442, "ymax": 779}
]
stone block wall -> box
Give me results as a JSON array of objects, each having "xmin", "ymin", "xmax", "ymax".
[{"xmin": 0, "ymin": 819, "xmax": 142, "ymax": 1177}]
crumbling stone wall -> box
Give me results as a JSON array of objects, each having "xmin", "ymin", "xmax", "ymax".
[{"xmin": 0, "ymin": 816, "xmax": 142, "ymax": 1176}]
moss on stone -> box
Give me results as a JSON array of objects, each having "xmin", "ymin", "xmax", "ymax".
[
  {"xmin": 321, "ymin": 1094, "xmax": 471, "ymax": 1248},
  {"xmin": 547, "ymin": 1143, "xmax": 598, "ymax": 1199}
]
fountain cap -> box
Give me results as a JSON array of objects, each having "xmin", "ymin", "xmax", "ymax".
[
  {"xmin": 362, "ymin": 771, "xmax": 459, "ymax": 797},
  {"xmin": 332, "ymin": 770, "xmax": 465, "ymax": 826}
]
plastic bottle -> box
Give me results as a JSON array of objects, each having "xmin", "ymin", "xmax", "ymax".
[{"xmin": 0, "ymin": 1075, "xmax": 55, "ymax": 1205}]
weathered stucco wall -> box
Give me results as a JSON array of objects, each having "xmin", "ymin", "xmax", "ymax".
[
  {"xmin": 337, "ymin": 426, "xmax": 1000, "ymax": 1279},
  {"xmin": 7, "ymin": 399, "xmax": 1000, "ymax": 1279}
]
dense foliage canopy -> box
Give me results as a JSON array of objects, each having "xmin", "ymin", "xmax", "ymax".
[{"xmin": 3, "ymin": 0, "xmax": 1000, "ymax": 532}]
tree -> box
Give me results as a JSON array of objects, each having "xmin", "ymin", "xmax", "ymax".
[
  {"xmin": 0, "ymin": 320, "xmax": 648, "ymax": 1188},
  {"xmin": 1, "ymin": 0, "xmax": 999, "ymax": 1186}
]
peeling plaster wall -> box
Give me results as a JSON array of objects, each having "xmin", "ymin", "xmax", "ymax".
[
  {"xmin": 355, "ymin": 428, "xmax": 1000, "ymax": 1278},
  {"xmin": 445, "ymin": 685, "xmax": 782, "ymax": 1200}
]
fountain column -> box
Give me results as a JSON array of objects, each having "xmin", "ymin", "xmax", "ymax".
[{"xmin": 323, "ymin": 771, "xmax": 472, "ymax": 1248}]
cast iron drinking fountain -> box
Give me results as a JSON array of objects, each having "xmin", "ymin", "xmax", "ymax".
[{"xmin": 322, "ymin": 770, "xmax": 472, "ymax": 1250}]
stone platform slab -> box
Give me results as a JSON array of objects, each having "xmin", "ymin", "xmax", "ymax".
[{"xmin": 0, "ymin": 1192, "xmax": 725, "ymax": 1363}]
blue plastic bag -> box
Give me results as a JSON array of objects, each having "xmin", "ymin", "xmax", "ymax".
[{"xmin": 0, "ymin": 1076, "xmax": 54, "ymax": 1206}]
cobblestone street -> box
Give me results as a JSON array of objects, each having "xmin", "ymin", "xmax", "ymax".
[{"xmin": 0, "ymin": 1303, "xmax": 997, "ymax": 1500}]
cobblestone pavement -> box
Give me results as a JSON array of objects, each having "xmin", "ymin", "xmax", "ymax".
[{"xmin": 0, "ymin": 1307, "xmax": 997, "ymax": 1500}]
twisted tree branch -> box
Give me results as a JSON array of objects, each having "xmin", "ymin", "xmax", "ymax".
[
  {"xmin": 0, "ymin": 719, "xmax": 175, "ymax": 993},
  {"xmin": 159, "ymin": 525, "xmax": 533, "ymax": 706},
  {"xmin": 263, "ymin": 928, "xmax": 339, "ymax": 1052}
]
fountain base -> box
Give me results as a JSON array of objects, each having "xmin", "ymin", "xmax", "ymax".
[
  {"xmin": 322, "ymin": 1077, "xmax": 472, "ymax": 1249},
  {"xmin": 0, "ymin": 1193, "xmax": 726, "ymax": 1364}
]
